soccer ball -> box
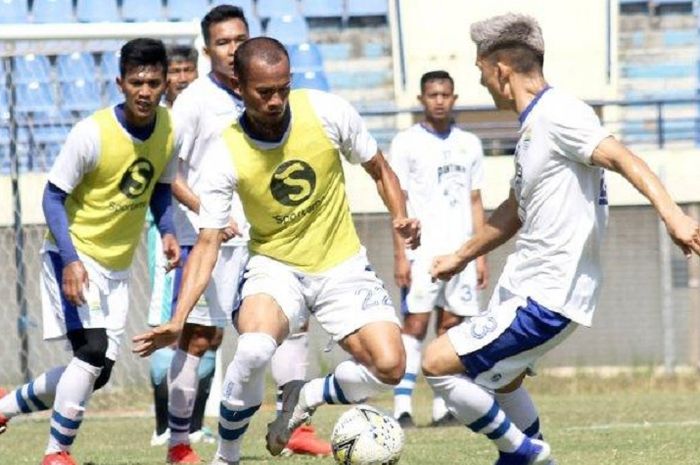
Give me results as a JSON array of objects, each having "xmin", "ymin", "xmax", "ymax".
[{"xmin": 330, "ymin": 405, "xmax": 405, "ymax": 465}]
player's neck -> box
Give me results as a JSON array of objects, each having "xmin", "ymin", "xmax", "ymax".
[
  {"xmin": 513, "ymin": 75, "xmax": 549, "ymax": 116},
  {"xmin": 422, "ymin": 118, "xmax": 452, "ymax": 135},
  {"xmin": 242, "ymin": 106, "xmax": 291, "ymax": 143},
  {"xmin": 211, "ymin": 70, "xmax": 236, "ymax": 92}
]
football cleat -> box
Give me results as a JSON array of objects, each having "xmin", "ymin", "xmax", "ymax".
[
  {"xmin": 166, "ymin": 443, "xmax": 201, "ymax": 464},
  {"xmin": 494, "ymin": 438, "xmax": 551, "ymax": 465},
  {"xmin": 429, "ymin": 412, "xmax": 461, "ymax": 428},
  {"xmin": 281, "ymin": 424, "xmax": 332, "ymax": 457},
  {"xmin": 40, "ymin": 451, "xmax": 78, "ymax": 465},
  {"xmin": 396, "ymin": 412, "xmax": 415, "ymax": 429}
]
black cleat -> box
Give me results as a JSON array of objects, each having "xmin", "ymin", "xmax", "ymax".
[{"xmin": 396, "ymin": 412, "xmax": 415, "ymax": 429}]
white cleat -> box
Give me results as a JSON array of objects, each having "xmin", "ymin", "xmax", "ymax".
[{"xmin": 210, "ymin": 456, "xmax": 239, "ymax": 465}]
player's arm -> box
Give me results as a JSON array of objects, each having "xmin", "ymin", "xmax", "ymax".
[
  {"xmin": 471, "ymin": 189, "xmax": 489, "ymax": 289},
  {"xmin": 386, "ymin": 137, "xmax": 412, "ymax": 287},
  {"xmin": 591, "ymin": 137, "xmax": 700, "ymax": 256},
  {"xmin": 362, "ymin": 152, "xmax": 420, "ymax": 250},
  {"xmin": 149, "ymin": 182, "xmax": 179, "ymax": 270},
  {"xmin": 432, "ymin": 189, "xmax": 521, "ymax": 281},
  {"xmin": 172, "ymin": 166, "xmax": 200, "ymax": 214}
]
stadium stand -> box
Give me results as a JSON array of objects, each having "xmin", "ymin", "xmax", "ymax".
[
  {"xmin": 288, "ymin": 42, "xmax": 324, "ymax": 73},
  {"xmin": 12, "ymin": 54, "xmax": 52, "ymax": 83},
  {"xmin": 167, "ymin": 0, "xmax": 210, "ymax": 22},
  {"xmin": 76, "ymin": 0, "xmax": 120, "ymax": 22},
  {"xmin": 32, "ymin": 0, "xmax": 74, "ymax": 23},
  {"xmin": 256, "ymin": 0, "xmax": 299, "ymax": 19},
  {"xmin": 0, "ymin": 0, "xmax": 28, "ymax": 23},
  {"xmin": 60, "ymin": 79, "xmax": 102, "ymax": 112},
  {"xmin": 56, "ymin": 52, "xmax": 97, "ymax": 82},
  {"xmin": 265, "ymin": 14, "xmax": 309, "ymax": 44},
  {"xmin": 121, "ymin": 0, "xmax": 163, "ymax": 22},
  {"xmin": 291, "ymin": 70, "xmax": 329, "ymax": 91},
  {"xmin": 211, "ymin": 0, "xmax": 255, "ymax": 19}
]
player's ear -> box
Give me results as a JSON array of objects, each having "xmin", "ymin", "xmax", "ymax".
[
  {"xmin": 453, "ymin": 93, "xmax": 459, "ymax": 102},
  {"xmin": 115, "ymin": 76, "xmax": 124, "ymax": 93}
]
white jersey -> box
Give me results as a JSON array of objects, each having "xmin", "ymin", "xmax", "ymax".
[
  {"xmin": 498, "ymin": 87, "xmax": 610, "ymax": 327},
  {"xmin": 390, "ymin": 124, "xmax": 484, "ymax": 259},
  {"xmin": 172, "ymin": 73, "xmax": 249, "ymax": 246}
]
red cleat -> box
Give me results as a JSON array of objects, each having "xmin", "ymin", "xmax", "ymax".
[
  {"xmin": 0, "ymin": 387, "xmax": 8, "ymax": 435},
  {"xmin": 41, "ymin": 451, "xmax": 78, "ymax": 465},
  {"xmin": 166, "ymin": 443, "xmax": 201, "ymax": 464},
  {"xmin": 281, "ymin": 424, "xmax": 332, "ymax": 457}
]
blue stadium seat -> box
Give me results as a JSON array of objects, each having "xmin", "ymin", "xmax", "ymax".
[
  {"xmin": 257, "ymin": 0, "xmax": 299, "ymax": 19},
  {"xmin": 288, "ymin": 42, "xmax": 323, "ymax": 73},
  {"xmin": 347, "ymin": 0, "xmax": 387, "ymax": 17},
  {"xmin": 248, "ymin": 16, "xmax": 263, "ymax": 37},
  {"xmin": 32, "ymin": 0, "xmax": 74, "ymax": 23},
  {"xmin": 76, "ymin": 0, "xmax": 119, "ymax": 22},
  {"xmin": 168, "ymin": 0, "xmax": 208, "ymax": 21},
  {"xmin": 33, "ymin": 122, "xmax": 70, "ymax": 144},
  {"xmin": 265, "ymin": 14, "xmax": 309, "ymax": 45},
  {"xmin": 100, "ymin": 51, "xmax": 120, "ymax": 80},
  {"xmin": 105, "ymin": 80, "xmax": 123, "ymax": 105},
  {"xmin": 291, "ymin": 70, "xmax": 329, "ymax": 91},
  {"xmin": 318, "ymin": 43, "xmax": 351, "ymax": 61},
  {"xmin": 16, "ymin": 81, "xmax": 55, "ymax": 113},
  {"xmin": 0, "ymin": 88, "xmax": 9, "ymax": 121},
  {"xmin": 0, "ymin": 0, "xmax": 29, "ymax": 24},
  {"xmin": 301, "ymin": 0, "xmax": 343, "ymax": 18},
  {"xmin": 56, "ymin": 52, "xmax": 97, "ymax": 82},
  {"xmin": 210, "ymin": 0, "xmax": 254, "ymax": 20},
  {"xmin": 121, "ymin": 0, "xmax": 163, "ymax": 22},
  {"xmin": 13, "ymin": 54, "xmax": 52, "ymax": 83},
  {"xmin": 61, "ymin": 79, "xmax": 102, "ymax": 112}
]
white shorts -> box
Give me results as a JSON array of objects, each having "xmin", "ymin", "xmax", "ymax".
[
  {"xmin": 174, "ymin": 245, "xmax": 249, "ymax": 328},
  {"xmin": 41, "ymin": 251, "xmax": 128, "ymax": 361},
  {"xmin": 403, "ymin": 258, "xmax": 479, "ymax": 317},
  {"xmin": 447, "ymin": 286, "xmax": 576, "ymax": 391},
  {"xmin": 240, "ymin": 248, "xmax": 400, "ymax": 341}
]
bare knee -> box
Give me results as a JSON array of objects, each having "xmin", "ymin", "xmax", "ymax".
[
  {"xmin": 421, "ymin": 336, "xmax": 463, "ymax": 377},
  {"xmin": 402, "ymin": 313, "xmax": 430, "ymax": 340},
  {"xmin": 372, "ymin": 352, "xmax": 405, "ymax": 385}
]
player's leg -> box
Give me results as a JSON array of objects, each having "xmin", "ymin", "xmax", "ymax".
[
  {"xmin": 214, "ymin": 254, "xmax": 302, "ymax": 465},
  {"xmin": 429, "ymin": 308, "xmax": 463, "ymax": 426},
  {"xmin": 188, "ymin": 332, "xmax": 220, "ymax": 443},
  {"xmin": 149, "ymin": 347, "xmax": 175, "ymax": 445}
]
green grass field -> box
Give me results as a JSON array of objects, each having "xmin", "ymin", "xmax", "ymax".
[{"xmin": 4, "ymin": 372, "xmax": 700, "ymax": 465}]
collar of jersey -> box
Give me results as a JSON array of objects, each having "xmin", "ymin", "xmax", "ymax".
[
  {"xmin": 518, "ymin": 85, "xmax": 551, "ymax": 126},
  {"xmin": 208, "ymin": 72, "xmax": 244, "ymax": 105},
  {"xmin": 419, "ymin": 121, "xmax": 453, "ymax": 140}
]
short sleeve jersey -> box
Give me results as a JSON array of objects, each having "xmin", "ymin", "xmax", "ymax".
[{"xmin": 498, "ymin": 87, "xmax": 610, "ymax": 326}]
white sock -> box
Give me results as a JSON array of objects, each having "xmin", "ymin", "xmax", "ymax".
[
  {"xmin": 432, "ymin": 394, "xmax": 449, "ymax": 421},
  {"xmin": 168, "ymin": 349, "xmax": 201, "ymax": 446},
  {"xmin": 0, "ymin": 366, "xmax": 64, "ymax": 419},
  {"xmin": 271, "ymin": 332, "xmax": 309, "ymax": 416},
  {"xmin": 426, "ymin": 375, "xmax": 525, "ymax": 453},
  {"xmin": 216, "ymin": 333, "xmax": 277, "ymax": 463},
  {"xmin": 495, "ymin": 387, "xmax": 542, "ymax": 439},
  {"xmin": 393, "ymin": 334, "xmax": 421, "ymax": 418},
  {"xmin": 46, "ymin": 358, "xmax": 101, "ymax": 454},
  {"xmin": 302, "ymin": 359, "xmax": 392, "ymax": 410}
]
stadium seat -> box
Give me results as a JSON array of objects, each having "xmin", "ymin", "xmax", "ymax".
[
  {"xmin": 105, "ymin": 80, "xmax": 123, "ymax": 105},
  {"xmin": 121, "ymin": 0, "xmax": 163, "ymax": 22},
  {"xmin": 257, "ymin": 0, "xmax": 299, "ymax": 19},
  {"xmin": 346, "ymin": 0, "xmax": 387, "ymax": 17},
  {"xmin": 12, "ymin": 54, "xmax": 52, "ymax": 83},
  {"xmin": 0, "ymin": 0, "xmax": 29, "ymax": 24},
  {"xmin": 265, "ymin": 14, "xmax": 309, "ymax": 45},
  {"xmin": 100, "ymin": 51, "xmax": 120, "ymax": 80},
  {"xmin": 32, "ymin": 0, "xmax": 74, "ymax": 23},
  {"xmin": 56, "ymin": 52, "xmax": 98, "ymax": 82},
  {"xmin": 291, "ymin": 70, "xmax": 329, "ymax": 91},
  {"xmin": 318, "ymin": 43, "xmax": 351, "ymax": 61},
  {"xmin": 248, "ymin": 16, "xmax": 263, "ymax": 37},
  {"xmin": 60, "ymin": 79, "xmax": 102, "ymax": 112},
  {"xmin": 288, "ymin": 42, "xmax": 323, "ymax": 73},
  {"xmin": 15, "ymin": 81, "xmax": 55, "ymax": 113},
  {"xmin": 168, "ymin": 0, "xmax": 208, "ymax": 21},
  {"xmin": 301, "ymin": 0, "xmax": 343, "ymax": 19},
  {"xmin": 0, "ymin": 89, "xmax": 9, "ymax": 121},
  {"xmin": 210, "ymin": 0, "xmax": 254, "ymax": 20},
  {"xmin": 76, "ymin": 0, "xmax": 119, "ymax": 22}
]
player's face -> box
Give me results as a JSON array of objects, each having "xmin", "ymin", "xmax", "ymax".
[
  {"xmin": 419, "ymin": 79, "xmax": 457, "ymax": 122},
  {"xmin": 239, "ymin": 58, "xmax": 291, "ymax": 126},
  {"xmin": 205, "ymin": 18, "xmax": 249, "ymax": 81},
  {"xmin": 166, "ymin": 59, "xmax": 197, "ymax": 102},
  {"xmin": 476, "ymin": 56, "xmax": 512, "ymax": 110},
  {"xmin": 117, "ymin": 64, "xmax": 166, "ymax": 124}
]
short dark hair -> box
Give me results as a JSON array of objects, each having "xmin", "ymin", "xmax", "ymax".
[
  {"xmin": 233, "ymin": 37, "xmax": 289, "ymax": 83},
  {"xmin": 119, "ymin": 38, "xmax": 168, "ymax": 77},
  {"xmin": 166, "ymin": 44, "xmax": 198, "ymax": 66},
  {"xmin": 489, "ymin": 46, "xmax": 543, "ymax": 73},
  {"xmin": 420, "ymin": 70, "xmax": 454, "ymax": 93},
  {"xmin": 201, "ymin": 4, "xmax": 248, "ymax": 46}
]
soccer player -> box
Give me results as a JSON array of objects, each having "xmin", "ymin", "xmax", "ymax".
[
  {"xmin": 133, "ymin": 37, "xmax": 421, "ymax": 465},
  {"xmin": 0, "ymin": 38, "xmax": 179, "ymax": 465},
  {"xmin": 421, "ymin": 13, "xmax": 700, "ymax": 465},
  {"xmin": 390, "ymin": 70, "xmax": 488, "ymax": 428},
  {"xmin": 162, "ymin": 5, "xmax": 327, "ymax": 463},
  {"xmin": 147, "ymin": 42, "xmax": 218, "ymax": 447}
]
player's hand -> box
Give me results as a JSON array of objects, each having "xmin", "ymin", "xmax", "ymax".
[
  {"xmin": 665, "ymin": 212, "xmax": 700, "ymax": 257},
  {"xmin": 62, "ymin": 260, "xmax": 89, "ymax": 306},
  {"xmin": 476, "ymin": 256, "xmax": 489, "ymax": 290},
  {"xmin": 394, "ymin": 217, "xmax": 421, "ymax": 250},
  {"xmin": 430, "ymin": 253, "xmax": 467, "ymax": 282},
  {"xmin": 161, "ymin": 233, "xmax": 180, "ymax": 272},
  {"xmin": 394, "ymin": 254, "xmax": 412, "ymax": 288},
  {"xmin": 132, "ymin": 322, "xmax": 182, "ymax": 357},
  {"xmin": 222, "ymin": 217, "xmax": 242, "ymax": 242}
]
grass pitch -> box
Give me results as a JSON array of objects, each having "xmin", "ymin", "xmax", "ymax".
[{"xmin": 3, "ymin": 371, "xmax": 700, "ymax": 465}]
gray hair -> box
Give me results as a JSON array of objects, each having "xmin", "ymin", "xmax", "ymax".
[
  {"xmin": 470, "ymin": 13, "xmax": 544, "ymax": 58},
  {"xmin": 166, "ymin": 44, "xmax": 198, "ymax": 66}
]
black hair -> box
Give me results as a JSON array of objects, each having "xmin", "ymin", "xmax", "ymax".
[
  {"xmin": 233, "ymin": 37, "xmax": 289, "ymax": 83},
  {"xmin": 201, "ymin": 4, "xmax": 248, "ymax": 46},
  {"xmin": 420, "ymin": 70, "xmax": 454, "ymax": 93},
  {"xmin": 166, "ymin": 44, "xmax": 198, "ymax": 66},
  {"xmin": 119, "ymin": 38, "xmax": 168, "ymax": 77}
]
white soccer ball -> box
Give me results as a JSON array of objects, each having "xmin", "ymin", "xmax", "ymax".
[{"xmin": 330, "ymin": 404, "xmax": 405, "ymax": 465}]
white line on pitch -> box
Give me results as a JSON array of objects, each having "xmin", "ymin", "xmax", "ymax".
[{"xmin": 565, "ymin": 420, "xmax": 700, "ymax": 431}]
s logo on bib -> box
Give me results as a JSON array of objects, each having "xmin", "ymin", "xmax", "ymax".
[
  {"xmin": 270, "ymin": 159, "xmax": 316, "ymax": 206},
  {"xmin": 119, "ymin": 158, "xmax": 155, "ymax": 199}
]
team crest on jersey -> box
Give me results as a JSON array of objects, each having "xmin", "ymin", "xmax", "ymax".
[
  {"xmin": 270, "ymin": 159, "xmax": 317, "ymax": 206},
  {"xmin": 119, "ymin": 158, "xmax": 155, "ymax": 199}
]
